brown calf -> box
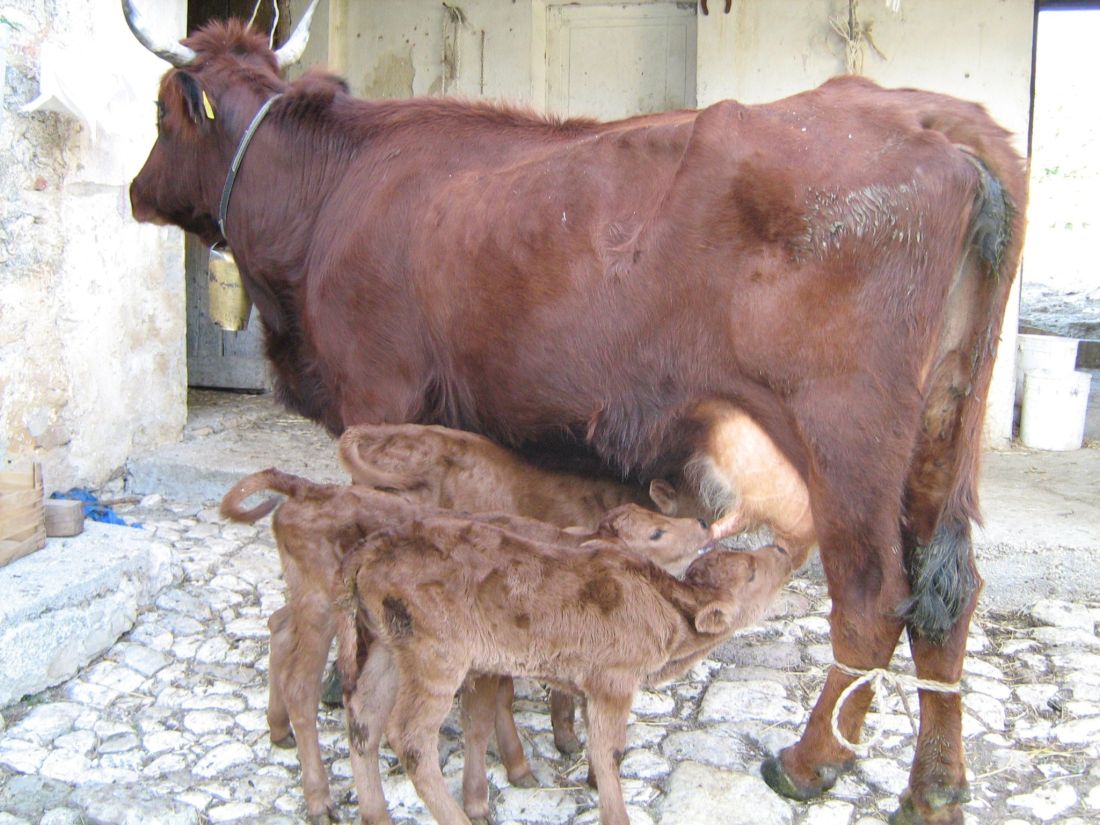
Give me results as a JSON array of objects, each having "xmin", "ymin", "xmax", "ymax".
[
  {"xmin": 338, "ymin": 422, "xmax": 701, "ymax": 525},
  {"xmin": 339, "ymin": 421, "xmax": 705, "ymax": 747},
  {"xmin": 220, "ymin": 468, "xmax": 708, "ymax": 823},
  {"xmin": 337, "ymin": 517, "xmax": 793, "ymax": 825}
]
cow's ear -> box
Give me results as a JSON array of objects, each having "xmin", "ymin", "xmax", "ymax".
[
  {"xmin": 170, "ymin": 71, "xmax": 209, "ymax": 126},
  {"xmin": 694, "ymin": 602, "xmax": 735, "ymax": 634},
  {"xmin": 648, "ymin": 479, "xmax": 678, "ymax": 515}
]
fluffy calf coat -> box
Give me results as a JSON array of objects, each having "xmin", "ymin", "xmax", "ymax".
[
  {"xmin": 338, "ymin": 517, "xmax": 793, "ymax": 825},
  {"xmin": 220, "ymin": 468, "xmax": 708, "ymax": 823}
]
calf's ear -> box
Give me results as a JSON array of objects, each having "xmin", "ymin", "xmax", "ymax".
[
  {"xmin": 648, "ymin": 479, "xmax": 678, "ymax": 514},
  {"xmin": 694, "ymin": 602, "xmax": 736, "ymax": 634}
]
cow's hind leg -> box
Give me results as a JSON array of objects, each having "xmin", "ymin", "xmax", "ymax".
[
  {"xmin": 761, "ymin": 435, "xmax": 911, "ymax": 801},
  {"xmin": 893, "ymin": 558, "xmax": 977, "ymax": 825}
]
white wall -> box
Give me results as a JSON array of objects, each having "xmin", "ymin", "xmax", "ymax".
[{"xmin": 0, "ymin": 0, "xmax": 187, "ymax": 491}]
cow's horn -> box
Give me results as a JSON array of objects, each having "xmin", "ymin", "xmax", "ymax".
[
  {"xmin": 274, "ymin": 0, "xmax": 321, "ymax": 69},
  {"xmin": 121, "ymin": 0, "xmax": 197, "ymax": 67}
]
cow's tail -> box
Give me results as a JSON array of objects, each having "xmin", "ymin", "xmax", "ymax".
[
  {"xmin": 900, "ymin": 127, "xmax": 1026, "ymax": 643},
  {"xmin": 219, "ymin": 467, "xmax": 323, "ymax": 523},
  {"xmin": 337, "ymin": 426, "xmax": 423, "ymax": 493}
]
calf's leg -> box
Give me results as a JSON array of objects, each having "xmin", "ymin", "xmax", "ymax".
[
  {"xmin": 282, "ymin": 594, "xmax": 340, "ymax": 824},
  {"xmin": 549, "ymin": 689, "xmax": 582, "ymax": 756},
  {"xmin": 341, "ymin": 634, "xmax": 397, "ymax": 825},
  {"xmin": 387, "ymin": 665, "xmax": 473, "ymax": 825},
  {"xmin": 583, "ymin": 688, "xmax": 633, "ymax": 825},
  {"xmin": 266, "ymin": 605, "xmax": 296, "ymax": 748},
  {"xmin": 491, "ymin": 676, "xmax": 537, "ymax": 786},
  {"xmin": 460, "ymin": 674, "xmax": 498, "ymax": 820}
]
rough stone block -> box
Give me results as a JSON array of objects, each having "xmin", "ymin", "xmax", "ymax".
[{"xmin": 0, "ymin": 523, "xmax": 176, "ymax": 707}]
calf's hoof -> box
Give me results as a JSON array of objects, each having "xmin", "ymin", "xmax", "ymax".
[
  {"xmin": 760, "ymin": 753, "xmax": 841, "ymax": 802},
  {"xmin": 509, "ymin": 770, "xmax": 539, "ymax": 789},
  {"xmin": 470, "ymin": 818, "xmax": 492, "ymax": 825},
  {"xmin": 554, "ymin": 732, "xmax": 583, "ymax": 756},
  {"xmin": 307, "ymin": 805, "xmax": 339, "ymax": 824},
  {"xmin": 889, "ymin": 787, "xmax": 968, "ymax": 825},
  {"xmin": 271, "ymin": 732, "xmax": 296, "ymax": 749}
]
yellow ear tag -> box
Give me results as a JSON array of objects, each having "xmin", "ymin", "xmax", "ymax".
[{"xmin": 202, "ymin": 90, "xmax": 215, "ymax": 120}]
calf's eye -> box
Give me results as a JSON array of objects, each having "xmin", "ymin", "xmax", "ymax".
[{"xmin": 649, "ymin": 528, "xmax": 666, "ymax": 540}]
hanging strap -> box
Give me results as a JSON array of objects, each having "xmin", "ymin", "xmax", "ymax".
[{"xmin": 218, "ymin": 93, "xmax": 284, "ymax": 239}]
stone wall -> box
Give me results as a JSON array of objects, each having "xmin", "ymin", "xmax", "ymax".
[{"xmin": 0, "ymin": 0, "xmax": 187, "ymax": 493}]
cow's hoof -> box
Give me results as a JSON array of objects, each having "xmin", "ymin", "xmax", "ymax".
[
  {"xmin": 889, "ymin": 787, "xmax": 968, "ymax": 825},
  {"xmin": 554, "ymin": 733, "xmax": 583, "ymax": 756},
  {"xmin": 761, "ymin": 754, "xmax": 840, "ymax": 801},
  {"xmin": 321, "ymin": 667, "xmax": 344, "ymax": 708},
  {"xmin": 271, "ymin": 732, "xmax": 296, "ymax": 749},
  {"xmin": 509, "ymin": 771, "xmax": 539, "ymax": 789},
  {"xmin": 470, "ymin": 818, "xmax": 492, "ymax": 825},
  {"xmin": 307, "ymin": 806, "xmax": 339, "ymax": 825}
]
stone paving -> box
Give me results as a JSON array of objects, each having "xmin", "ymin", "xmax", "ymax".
[{"xmin": 1, "ymin": 490, "xmax": 1099, "ymax": 825}]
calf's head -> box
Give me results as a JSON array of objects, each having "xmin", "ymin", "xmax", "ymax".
[
  {"xmin": 592, "ymin": 504, "xmax": 709, "ymax": 576},
  {"xmin": 684, "ymin": 545, "xmax": 793, "ymax": 634}
]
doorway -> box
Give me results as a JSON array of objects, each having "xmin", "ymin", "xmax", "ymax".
[{"xmin": 183, "ymin": 0, "xmax": 288, "ymax": 391}]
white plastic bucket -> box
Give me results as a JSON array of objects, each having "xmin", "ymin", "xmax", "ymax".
[
  {"xmin": 1015, "ymin": 333, "xmax": 1079, "ymax": 401},
  {"xmin": 1020, "ymin": 369, "xmax": 1092, "ymax": 451}
]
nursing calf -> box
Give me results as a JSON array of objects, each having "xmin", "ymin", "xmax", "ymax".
[
  {"xmin": 338, "ymin": 517, "xmax": 793, "ymax": 825},
  {"xmin": 220, "ymin": 468, "xmax": 708, "ymax": 823}
]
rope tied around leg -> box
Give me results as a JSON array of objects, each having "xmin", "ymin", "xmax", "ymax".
[{"xmin": 829, "ymin": 662, "xmax": 961, "ymax": 754}]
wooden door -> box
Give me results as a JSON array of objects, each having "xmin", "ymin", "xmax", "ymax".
[{"xmin": 546, "ymin": 2, "xmax": 697, "ymax": 120}]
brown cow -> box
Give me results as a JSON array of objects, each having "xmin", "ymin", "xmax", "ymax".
[
  {"xmin": 126, "ymin": 4, "xmax": 1027, "ymax": 821},
  {"xmin": 336, "ymin": 516, "xmax": 793, "ymax": 825},
  {"xmin": 219, "ymin": 468, "xmax": 709, "ymax": 823}
]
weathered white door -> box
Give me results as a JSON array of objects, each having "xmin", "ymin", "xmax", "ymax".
[
  {"xmin": 185, "ymin": 236, "xmax": 270, "ymax": 391},
  {"xmin": 546, "ymin": 2, "xmax": 697, "ymax": 120}
]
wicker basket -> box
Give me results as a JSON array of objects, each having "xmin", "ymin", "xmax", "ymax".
[{"xmin": 0, "ymin": 463, "xmax": 47, "ymax": 568}]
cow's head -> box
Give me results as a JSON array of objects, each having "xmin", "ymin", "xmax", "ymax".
[{"xmin": 123, "ymin": 0, "xmax": 318, "ymax": 246}]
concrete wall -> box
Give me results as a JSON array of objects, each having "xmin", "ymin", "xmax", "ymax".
[{"xmin": 0, "ymin": 0, "xmax": 187, "ymax": 492}]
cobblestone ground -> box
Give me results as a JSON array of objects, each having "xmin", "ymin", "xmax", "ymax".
[{"xmin": 1, "ymin": 496, "xmax": 1098, "ymax": 825}]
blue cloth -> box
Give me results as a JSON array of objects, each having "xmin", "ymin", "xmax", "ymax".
[{"xmin": 50, "ymin": 489, "xmax": 142, "ymax": 529}]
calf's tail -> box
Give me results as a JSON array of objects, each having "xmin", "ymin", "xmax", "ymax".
[
  {"xmin": 219, "ymin": 466, "xmax": 328, "ymax": 523},
  {"xmin": 337, "ymin": 426, "xmax": 424, "ymax": 493}
]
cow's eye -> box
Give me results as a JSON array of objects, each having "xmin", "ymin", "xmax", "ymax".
[
  {"xmin": 155, "ymin": 100, "xmax": 166, "ymax": 127},
  {"xmin": 649, "ymin": 528, "xmax": 666, "ymax": 540}
]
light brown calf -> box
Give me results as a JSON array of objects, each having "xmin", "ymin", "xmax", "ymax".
[
  {"xmin": 339, "ymin": 422, "xmax": 703, "ymax": 525},
  {"xmin": 220, "ymin": 468, "xmax": 708, "ymax": 824},
  {"xmin": 339, "ymin": 421, "xmax": 704, "ymax": 749},
  {"xmin": 337, "ymin": 516, "xmax": 793, "ymax": 825}
]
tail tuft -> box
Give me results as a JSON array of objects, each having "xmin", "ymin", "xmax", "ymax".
[
  {"xmin": 898, "ymin": 518, "xmax": 979, "ymax": 643},
  {"xmin": 965, "ymin": 154, "xmax": 1014, "ymax": 277}
]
